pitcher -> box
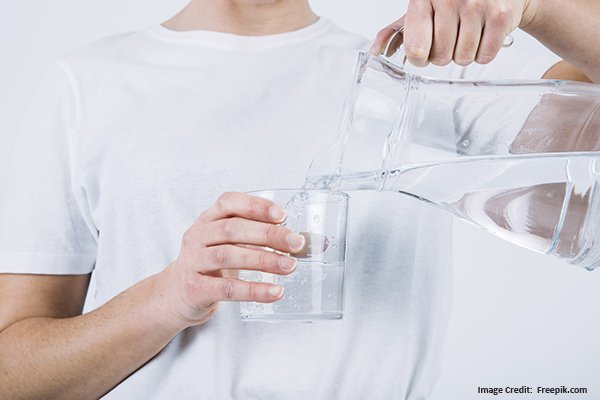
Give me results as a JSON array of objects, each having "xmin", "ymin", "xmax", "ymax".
[{"xmin": 306, "ymin": 51, "xmax": 600, "ymax": 270}]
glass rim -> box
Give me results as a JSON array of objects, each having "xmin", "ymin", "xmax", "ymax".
[{"xmin": 246, "ymin": 188, "xmax": 349, "ymax": 200}]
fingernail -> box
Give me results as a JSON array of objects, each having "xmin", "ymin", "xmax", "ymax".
[
  {"xmin": 279, "ymin": 256, "xmax": 296, "ymax": 271},
  {"xmin": 269, "ymin": 285, "xmax": 284, "ymax": 297},
  {"xmin": 295, "ymin": 232, "xmax": 329, "ymax": 259},
  {"xmin": 287, "ymin": 233, "xmax": 306, "ymax": 252},
  {"xmin": 404, "ymin": 45, "xmax": 428, "ymax": 62},
  {"xmin": 270, "ymin": 205, "xmax": 286, "ymax": 222}
]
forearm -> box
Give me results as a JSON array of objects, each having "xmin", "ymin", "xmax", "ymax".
[
  {"xmin": 0, "ymin": 272, "xmax": 185, "ymax": 400},
  {"xmin": 523, "ymin": 0, "xmax": 600, "ymax": 83}
]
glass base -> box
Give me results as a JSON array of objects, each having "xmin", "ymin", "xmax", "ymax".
[{"xmin": 241, "ymin": 311, "xmax": 343, "ymax": 322}]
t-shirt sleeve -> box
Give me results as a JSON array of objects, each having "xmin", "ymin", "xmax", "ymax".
[{"xmin": 0, "ymin": 61, "xmax": 97, "ymax": 275}]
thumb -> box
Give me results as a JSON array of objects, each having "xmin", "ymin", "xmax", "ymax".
[{"xmin": 370, "ymin": 17, "xmax": 405, "ymax": 56}]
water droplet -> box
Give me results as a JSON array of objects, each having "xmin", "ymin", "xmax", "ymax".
[
  {"xmin": 298, "ymin": 191, "xmax": 310, "ymax": 201},
  {"xmin": 462, "ymin": 139, "xmax": 470, "ymax": 147},
  {"xmin": 313, "ymin": 215, "xmax": 321, "ymax": 224}
]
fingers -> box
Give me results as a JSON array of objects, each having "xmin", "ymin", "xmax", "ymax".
[
  {"xmin": 203, "ymin": 218, "xmax": 305, "ymax": 252},
  {"xmin": 203, "ymin": 275, "xmax": 284, "ymax": 303},
  {"xmin": 199, "ymin": 245, "xmax": 297, "ymax": 275},
  {"xmin": 294, "ymin": 232, "xmax": 329, "ymax": 259},
  {"xmin": 390, "ymin": 0, "xmax": 518, "ymax": 67},
  {"xmin": 199, "ymin": 192, "xmax": 286, "ymax": 224},
  {"xmin": 370, "ymin": 18, "xmax": 404, "ymax": 56},
  {"xmin": 454, "ymin": 11, "xmax": 483, "ymax": 66},
  {"xmin": 403, "ymin": 0, "xmax": 434, "ymax": 67},
  {"xmin": 429, "ymin": 4, "xmax": 459, "ymax": 66},
  {"xmin": 476, "ymin": 11, "xmax": 511, "ymax": 64}
]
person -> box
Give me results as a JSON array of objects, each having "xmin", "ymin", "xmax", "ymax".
[{"xmin": 0, "ymin": 0, "xmax": 597, "ymax": 399}]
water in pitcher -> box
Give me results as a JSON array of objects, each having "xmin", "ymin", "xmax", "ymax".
[
  {"xmin": 306, "ymin": 152, "xmax": 600, "ymax": 270},
  {"xmin": 303, "ymin": 52, "xmax": 600, "ymax": 270}
]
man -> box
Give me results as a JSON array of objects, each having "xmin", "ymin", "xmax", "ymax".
[{"xmin": 0, "ymin": 0, "xmax": 597, "ymax": 399}]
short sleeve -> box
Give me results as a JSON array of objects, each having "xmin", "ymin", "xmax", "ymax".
[{"xmin": 0, "ymin": 61, "xmax": 97, "ymax": 275}]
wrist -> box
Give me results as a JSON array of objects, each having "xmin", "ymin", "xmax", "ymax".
[
  {"xmin": 141, "ymin": 269, "xmax": 192, "ymax": 334},
  {"xmin": 519, "ymin": 0, "xmax": 542, "ymax": 32}
]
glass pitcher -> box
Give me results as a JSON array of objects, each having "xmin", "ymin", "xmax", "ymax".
[{"xmin": 306, "ymin": 51, "xmax": 600, "ymax": 270}]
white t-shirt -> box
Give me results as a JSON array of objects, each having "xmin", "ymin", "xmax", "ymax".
[{"xmin": 0, "ymin": 18, "xmax": 559, "ymax": 399}]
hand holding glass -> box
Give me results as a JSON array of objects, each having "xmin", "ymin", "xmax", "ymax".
[{"xmin": 240, "ymin": 189, "xmax": 349, "ymax": 321}]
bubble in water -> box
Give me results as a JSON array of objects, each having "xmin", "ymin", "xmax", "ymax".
[
  {"xmin": 287, "ymin": 294, "xmax": 298, "ymax": 310},
  {"xmin": 462, "ymin": 139, "xmax": 470, "ymax": 147},
  {"xmin": 313, "ymin": 215, "xmax": 321, "ymax": 224},
  {"xmin": 287, "ymin": 192, "xmax": 312, "ymax": 226}
]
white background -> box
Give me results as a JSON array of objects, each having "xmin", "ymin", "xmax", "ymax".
[{"xmin": 2, "ymin": 1, "xmax": 600, "ymax": 399}]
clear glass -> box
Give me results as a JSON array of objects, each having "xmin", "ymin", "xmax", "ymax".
[
  {"xmin": 307, "ymin": 52, "xmax": 600, "ymax": 270},
  {"xmin": 240, "ymin": 189, "xmax": 349, "ymax": 321}
]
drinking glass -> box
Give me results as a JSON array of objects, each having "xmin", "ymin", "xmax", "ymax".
[{"xmin": 240, "ymin": 189, "xmax": 349, "ymax": 321}]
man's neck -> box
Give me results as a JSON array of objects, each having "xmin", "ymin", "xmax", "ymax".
[{"xmin": 163, "ymin": 0, "xmax": 318, "ymax": 36}]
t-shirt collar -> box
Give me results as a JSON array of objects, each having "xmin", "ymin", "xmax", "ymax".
[{"xmin": 146, "ymin": 17, "xmax": 332, "ymax": 51}]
